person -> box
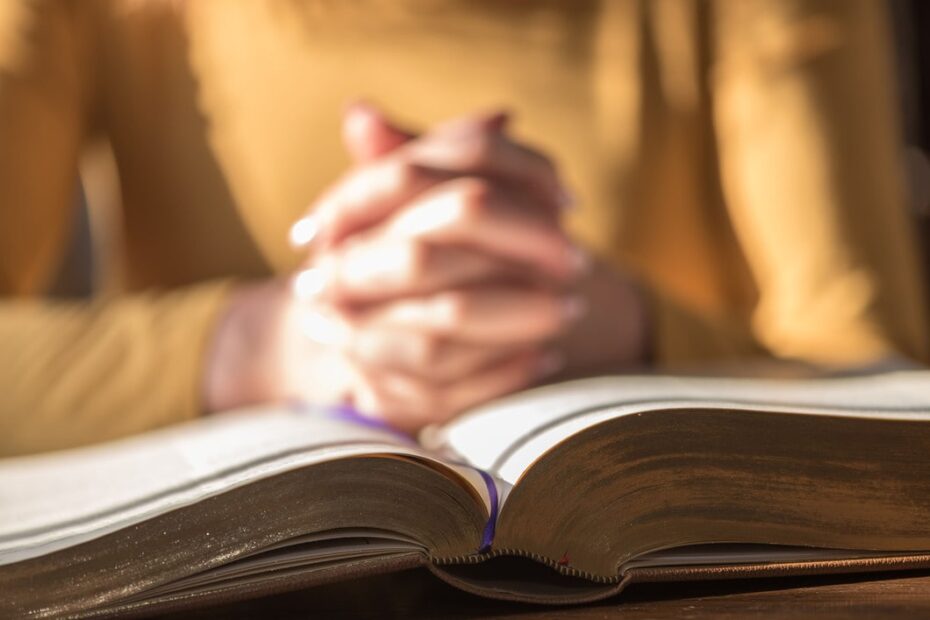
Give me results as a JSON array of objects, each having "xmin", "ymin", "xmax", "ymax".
[{"xmin": 0, "ymin": 0, "xmax": 925, "ymax": 456}]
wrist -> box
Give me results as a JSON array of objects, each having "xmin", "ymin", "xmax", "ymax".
[
  {"xmin": 201, "ymin": 279, "xmax": 290, "ymax": 413},
  {"xmin": 556, "ymin": 257, "xmax": 651, "ymax": 376}
]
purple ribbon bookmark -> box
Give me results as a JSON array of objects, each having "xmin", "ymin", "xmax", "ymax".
[
  {"xmin": 294, "ymin": 401, "xmax": 499, "ymax": 553},
  {"xmin": 476, "ymin": 469, "xmax": 499, "ymax": 553},
  {"xmin": 325, "ymin": 403, "xmax": 416, "ymax": 443}
]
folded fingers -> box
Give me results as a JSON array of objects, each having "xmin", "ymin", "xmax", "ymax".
[{"xmin": 350, "ymin": 349, "xmax": 559, "ymax": 431}]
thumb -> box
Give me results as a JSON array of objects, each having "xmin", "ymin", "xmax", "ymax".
[{"xmin": 342, "ymin": 101, "xmax": 415, "ymax": 163}]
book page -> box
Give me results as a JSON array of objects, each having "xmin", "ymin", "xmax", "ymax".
[
  {"xmin": 622, "ymin": 544, "xmax": 909, "ymax": 570},
  {"xmin": 423, "ymin": 371, "xmax": 930, "ymax": 485},
  {"xmin": 131, "ymin": 528, "xmax": 424, "ymax": 600},
  {"xmin": 0, "ymin": 406, "xmax": 492, "ymax": 565}
]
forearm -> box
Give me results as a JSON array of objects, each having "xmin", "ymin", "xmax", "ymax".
[
  {"xmin": 0, "ymin": 281, "xmax": 231, "ymax": 456},
  {"xmin": 712, "ymin": 0, "xmax": 928, "ymax": 365}
]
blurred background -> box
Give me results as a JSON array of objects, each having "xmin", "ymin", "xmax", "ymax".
[{"xmin": 45, "ymin": 0, "xmax": 930, "ymax": 300}]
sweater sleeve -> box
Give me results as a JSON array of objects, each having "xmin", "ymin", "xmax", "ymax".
[
  {"xmin": 0, "ymin": 285, "xmax": 231, "ymax": 456},
  {"xmin": 0, "ymin": 1, "xmax": 231, "ymax": 456},
  {"xmin": 707, "ymin": 0, "xmax": 929, "ymax": 366}
]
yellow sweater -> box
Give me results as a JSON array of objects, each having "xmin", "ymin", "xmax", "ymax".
[{"xmin": 0, "ymin": 0, "xmax": 926, "ymax": 455}]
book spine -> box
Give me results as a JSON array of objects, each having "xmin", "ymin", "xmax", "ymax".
[{"xmin": 430, "ymin": 548, "xmax": 622, "ymax": 584}]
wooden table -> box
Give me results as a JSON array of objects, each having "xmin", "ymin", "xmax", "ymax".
[{"xmin": 166, "ymin": 568, "xmax": 930, "ymax": 619}]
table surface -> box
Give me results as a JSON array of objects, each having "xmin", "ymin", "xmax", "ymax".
[{"xmin": 165, "ymin": 568, "xmax": 930, "ymax": 619}]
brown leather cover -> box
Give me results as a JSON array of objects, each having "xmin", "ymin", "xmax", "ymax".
[
  {"xmin": 622, "ymin": 553, "xmax": 930, "ymax": 586},
  {"xmin": 79, "ymin": 552, "xmax": 428, "ymax": 619},
  {"xmin": 73, "ymin": 552, "xmax": 930, "ymax": 617},
  {"xmin": 428, "ymin": 554, "xmax": 930, "ymax": 605}
]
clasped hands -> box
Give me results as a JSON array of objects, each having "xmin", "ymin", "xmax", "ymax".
[{"xmin": 204, "ymin": 103, "xmax": 647, "ymax": 431}]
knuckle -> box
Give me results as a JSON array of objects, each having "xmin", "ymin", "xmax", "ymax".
[
  {"xmin": 398, "ymin": 239, "xmax": 430, "ymax": 283},
  {"xmin": 462, "ymin": 131, "xmax": 496, "ymax": 164},
  {"xmin": 339, "ymin": 237, "xmax": 366, "ymax": 272},
  {"xmin": 433, "ymin": 291, "xmax": 470, "ymax": 330},
  {"xmin": 410, "ymin": 334, "xmax": 442, "ymax": 367},
  {"xmin": 451, "ymin": 177, "xmax": 492, "ymax": 221},
  {"xmin": 340, "ymin": 233, "xmax": 374, "ymax": 262},
  {"xmin": 387, "ymin": 158, "xmax": 421, "ymax": 190}
]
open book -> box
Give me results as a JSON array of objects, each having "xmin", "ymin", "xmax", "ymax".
[{"xmin": 5, "ymin": 371, "xmax": 930, "ymax": 617}]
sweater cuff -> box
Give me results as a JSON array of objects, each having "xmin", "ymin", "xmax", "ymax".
[{"xmin": 152, "ymin": 280, "xmax": 235, "ymax": 425}]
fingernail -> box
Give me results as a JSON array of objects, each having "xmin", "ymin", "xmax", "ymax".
[
  {"xmin": 298, "ymin": 309, "xmax": 351, "ymax": 346},
  {"xmin": 569, "ymin": 246, "xmax": 591, "ymax": 274},
  {"xmin": 556, "ymin": 186, "xmax": 576, "ymax": 210},
  {"xmin": 293, "ymin": 267, "xmax": 329, "ymax": 300},
  {"xmin": 561, "ymin": 295, "xmax": 588, "ymax": 322},
  {"xmin": 536, "ymin": 351, "xmax": 565, "ymax": 379},
  {"xmin": 406, "ymin": 137, "xmax": 455, "ymax": 164},
  {"xmin": 289, "ymin": 216, "xmax": 319, "ymax": 248}
]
